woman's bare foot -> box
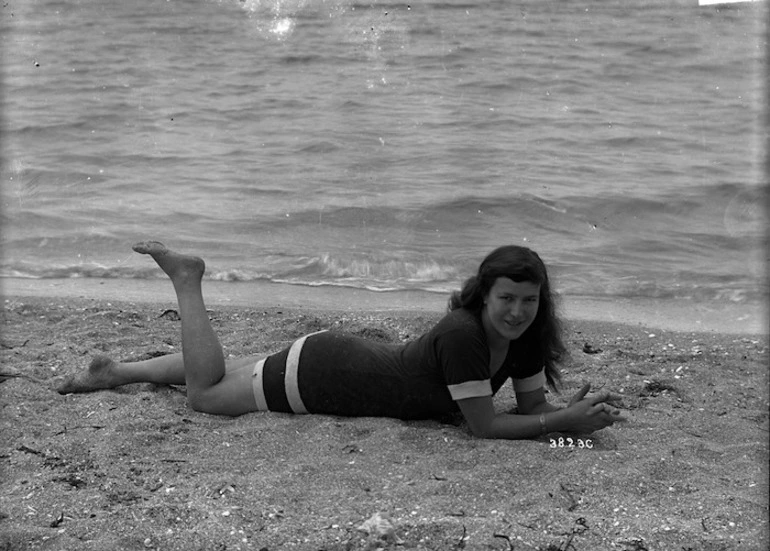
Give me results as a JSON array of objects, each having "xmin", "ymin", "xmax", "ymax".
[
  {"xmin": 56, "ymin": 355, "xmax": 122, "ymax": 394},
  {"xmin": 132, "ymin": 241, "xmax": 205, "ymax": 286}
]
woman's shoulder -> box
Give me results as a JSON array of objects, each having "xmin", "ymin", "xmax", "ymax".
[{"xmin": 433, "ymin": 308, "xmax": 483, "ymax": 335}]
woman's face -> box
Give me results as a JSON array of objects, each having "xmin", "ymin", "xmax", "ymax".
[{"xmin": 482, "ymin": 277, "xmax": 540, "ymax": 345}]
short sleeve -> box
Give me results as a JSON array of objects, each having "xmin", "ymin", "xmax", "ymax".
[
  {"xmin": 433, "ymin": 314, "xmax": 493, "ymax": 401},
  {"xmin": 512, "ymin": 368, "xmax": 546, "ymax": 393},
  {"xmin": 446, "ymin": 378, "xmax": 493, "ymax": 400}
]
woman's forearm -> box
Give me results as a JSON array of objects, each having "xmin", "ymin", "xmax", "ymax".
[
  {"xmin": 523, "ymin": 401, "xmax": 562, "ymax": 415},
  {"xmin": 486, "ymin": 413, "xmax": 544, "ymax": 439},
  {"xmin": 486, "ymin": 409, "xmax": 573, "ymax": 440}
]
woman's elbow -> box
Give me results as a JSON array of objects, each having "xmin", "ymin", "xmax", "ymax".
[{"xmin": 467, "ymin": 419, "xmax": 498, "ymax": 439}]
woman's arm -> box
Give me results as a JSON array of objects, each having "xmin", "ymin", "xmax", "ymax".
[
  {"xmin": 457, "ymin": 396, "xmax": 547, "ymax": 439},
  {"xmin": 457, "ymin": 384, "xmax": 626, "ymax": 440},
  {"xmin": 515, "ymin": 386, "xmax": 561, "ymax": 415}
]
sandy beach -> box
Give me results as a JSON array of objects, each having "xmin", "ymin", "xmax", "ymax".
[{"xmin": 1, "ymin": 279, "xmax": 767, "ymax": 550}]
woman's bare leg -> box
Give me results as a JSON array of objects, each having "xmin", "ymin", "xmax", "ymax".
[
  {"xmin": 57, "ymin": 353, "xmax": 187, "ymax": 393},
  {"xmin": 57, "ymin": 354, "xmax": 262, "ymax": 393},
  {"xmin": 131, "ymin": 241, "xmax": 258, "ymax": 415},
  {"xmin": 58, "ymin": 241, "xmax": 259, "ymax": 416},
  {"xmin": 131, "ymin": 241, "xmax": 223, "ymax": 389}
]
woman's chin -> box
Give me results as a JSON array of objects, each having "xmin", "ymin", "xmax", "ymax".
[{"xmin": 503, "ymin": 323, "xmax": 530, "ymax": 340}]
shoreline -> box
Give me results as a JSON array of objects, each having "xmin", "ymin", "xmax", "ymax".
[{"xmin": 1, "ymin": 276, "xmax": 766, "ymax": 335}]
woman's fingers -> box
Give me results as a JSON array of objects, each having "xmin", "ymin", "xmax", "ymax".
[
  {"xmin": 589, "ymin": 403, "xmax": 628, "ymax": 423},
  {"xmin": 610, "ymin": 412, "xmax": 628, "ymax": 422},
  {"xmin": 569, "ymin": 383, "xmax": 592, "ymax": 406},
  {"xmin": 589, "ymin": 390, "xmax": 623, "ymax": 406},
  {"xmin": 571, "ymin": 387, "xmax": 629, "ymax": 430},
  {"xmin": 588, "ymin": 403, "xmax": 606, "ymax": 415}
]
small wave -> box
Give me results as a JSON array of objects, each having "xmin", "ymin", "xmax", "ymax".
[
  {"xmin": 2, "ymin": 260, "xmax": 764, "ymax": 304},
  {"xmin": 256, "ymin": 193, "xmax": 574, "ymax": 231},
  {"xmin": 270, "ymin": 278, "xmax": 442, "ymax": 293},
  {"xmin": 0, "ymin": 264, "xmax": 160, "ymax": 280},
  {"xmin": 0, "ymin": 252, "xmax": 460, "ymax": 290},
  {"xmin": 208, "ymin": 269, "xmax": 274, "ymax": 282},
  {"xmin": 279, "ymin": 253, "xmax": 460, "ymax": 286}
]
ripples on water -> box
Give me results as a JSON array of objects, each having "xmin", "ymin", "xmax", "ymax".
[{"xmin": 1, "ymin": 0, "xmax": 766, "ymax": 305}]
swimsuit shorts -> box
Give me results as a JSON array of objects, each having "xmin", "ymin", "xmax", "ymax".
[{"xmin": 251, "ymin": 330, "xmax": 458, "ymax": 420}]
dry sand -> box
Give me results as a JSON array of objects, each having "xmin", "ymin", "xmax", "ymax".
[{"xmin": 1, "ymin": 281, "xmax": 768, "ymax": 550}]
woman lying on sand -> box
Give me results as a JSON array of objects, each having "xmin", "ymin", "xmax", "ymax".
[{"xmin": 58, "ymin": 242, "xmax": 626, "ymax": 439}]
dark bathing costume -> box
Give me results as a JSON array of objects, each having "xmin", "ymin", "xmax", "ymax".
[{"xmin": 252, "ymin": 308, "xmax": 546, "ymax": 420}]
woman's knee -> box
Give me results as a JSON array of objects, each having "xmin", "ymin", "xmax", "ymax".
[
  {"xmin": 187, "ymin": 374, "xmax": 257, "ymax": 416},
  {"xmin": 187, "ymin": 389, "xmax": 221, "ymax": 415}
]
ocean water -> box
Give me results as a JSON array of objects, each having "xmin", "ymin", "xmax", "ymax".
[{"xmin": 1, "ymin": 0, "xmax": 767, "ymax": 308}]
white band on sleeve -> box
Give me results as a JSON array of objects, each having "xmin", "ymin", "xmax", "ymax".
[
  {"xmin": 447, "ymin": 379, "xmax": 493, "ymax": 401},
  {"xmin": 512, "ymin": 369, "xmax": 546, "ymax": 393}
]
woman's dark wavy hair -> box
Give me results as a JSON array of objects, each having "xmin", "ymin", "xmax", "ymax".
[{"xmin": 448, "ymin": 245, "xmax": 566, "ymax": 390}]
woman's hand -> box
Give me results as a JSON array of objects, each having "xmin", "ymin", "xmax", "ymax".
[{"xmin": 564, "ymin": 383, "xmax": 627, "ymax": 434}]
